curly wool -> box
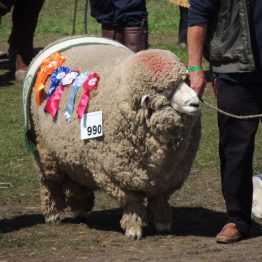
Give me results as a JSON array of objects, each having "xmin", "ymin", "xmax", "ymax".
[{"xmin": 30, "ymin": 44, "xmax": 200, "ymax": 206}]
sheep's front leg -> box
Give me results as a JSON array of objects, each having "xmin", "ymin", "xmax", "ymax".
[
  {"xmin": 40, "ymin": 177, "xmax": 66, "ymax": 224},
  {"xmin": 120, "ymin": 201, "xmax": 148, "ymax": 240},
  {"xmin": 147, "ymin": 195, "xmax": 172, "ymax": 233}
]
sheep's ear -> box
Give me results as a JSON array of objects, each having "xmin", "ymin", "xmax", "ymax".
[{"xmin": 141, "ymin": 95, "xmax": 149, "ymax": 107}]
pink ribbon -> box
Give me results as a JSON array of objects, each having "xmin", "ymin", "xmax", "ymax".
[
  {"xmin": 45, "ymin": 83, "xmax": 65, "ymax": 117},
  {"xmin": 45, "ymin": 71, "xmax": 80, "ymax": 118},
  {"xmin": 77, "ymin": 73, "xmax": 100, "ymax": 119}
]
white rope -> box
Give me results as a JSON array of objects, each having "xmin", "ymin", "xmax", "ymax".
[{"xmin": 200, "ymin": 98, "xmax": 262, "ymax": 119}]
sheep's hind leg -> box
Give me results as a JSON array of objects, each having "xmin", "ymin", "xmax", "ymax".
[
  {"xmin": 32, "ymin": 147, "xmax": 66, "ymax": 225},
  {"xmin": 120, "ymin": 201, "xmax": 148, "ymax": 240},
  {"xmin": 147, "ymin": 195, "xmax": 172, "ymax": 233},
  {"xmin": 40, "ymin": 177, "xmax": 66, "ymax": 224},
  {"xmin": 64, "ymin": 178, "xmax": 95, "ymax": 218}
]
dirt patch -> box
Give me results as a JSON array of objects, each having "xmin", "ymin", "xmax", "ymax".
[{"xmin": 1, "ymin": 170, "xmax": 262, "ymax": 262}]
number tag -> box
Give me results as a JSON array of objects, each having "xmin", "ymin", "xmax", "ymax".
[{"xmin": 80, "ymin": 111, "xmax": 103, "ymax": 140}]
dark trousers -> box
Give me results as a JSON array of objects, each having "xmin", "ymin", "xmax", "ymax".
[
  {"xmin": 178, "ymin": 6, "xmax": 188, "ymax": 44},
  {"xmin": 90, "ymin": 0, "xmax": 147, "ymax": 27},
  {"xmin": 8, "ymin": 0, "xmax": 45, "ymax": 65},
  {"xmin": 216, "ymin": 78, "xmax": 262, "ymax": 235}
]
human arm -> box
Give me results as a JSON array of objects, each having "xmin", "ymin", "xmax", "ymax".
[
  {"xmin": 187, "ymin": 24, "xmax": 207, "ymax": 97},
  {"xmin": 187, "ymin": 0, "xmax": 219, "ymax": 96}
]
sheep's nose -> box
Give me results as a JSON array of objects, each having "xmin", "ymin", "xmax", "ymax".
[{"xmin": 189, "ymin": 102, "xmax": 199, "ymax": 108}]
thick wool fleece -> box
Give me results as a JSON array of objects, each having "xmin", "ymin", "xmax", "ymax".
[{"xmin": 30, "ymin": 45, "xmax": 200, "ymax": 206}]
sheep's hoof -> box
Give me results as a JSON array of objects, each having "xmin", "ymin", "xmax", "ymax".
[
  {"xmin": 154, "ymin": 222, "xmax": 172, "ymax": 233},
  {"xmin": 125, "ymin": 225, "xmax": 143, "ymax": 240},
  {"xmin": 45, "ymin": 214, "xmax": 61, "ymax": 225}
]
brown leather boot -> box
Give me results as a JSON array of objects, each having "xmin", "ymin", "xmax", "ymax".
[
  {"xmin": 101, "ymin": 25, "xmax": 124, "ymax": 44},
  {"xmin": 124, "ymin": 26, "xmax": 148, "ymax": 53}
]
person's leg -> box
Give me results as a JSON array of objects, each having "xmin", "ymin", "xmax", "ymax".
[
  {"xmin": 11, "ymin": 0, "xmax": 44, "ymax": 66},
  {"xmin": 90, "ymin": 0, "xmax": 124, "ymax": 43},
  {"xmin": 0, "ymin": 0, "xmax": 16, "ymax": 16},
  {"xmin": 178, "ymin": 6, "xmax": 188, "ymax": 47},
  {"xmin": 90, "ymin": 0, "xmax": 114, "ymax": 25},
  {"xmin": 101, "ymin": 24, "xmax": 124, "ymax": 43},
  {"xmin": 114, "ymin": 0, "xmax": 148, "ymax": 52},
  {"xmin": 216, "ymin": 78, "xmax": 262, "ymax": 242},
  {"xmin": 10, "ymin": 0, "xmax": 44, "ymax": 82}
]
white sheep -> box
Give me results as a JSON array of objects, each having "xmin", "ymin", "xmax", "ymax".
[
  {"xmin": 252, "ymin": 174, "xmax": 262, "ymax": 219},
  {"xmin": 24, "ymin": 36, "xmax": 201, "ymax": 239}
]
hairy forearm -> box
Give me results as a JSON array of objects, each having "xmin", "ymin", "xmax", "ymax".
[
  {"xmin": 187, "ymin": 24, "xmax": 207, "ymax": 66},
  {"xmin": 187, "ymin": 24, "xmax": 208, "ymax": 97}
]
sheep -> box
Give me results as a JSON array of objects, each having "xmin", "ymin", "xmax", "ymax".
[
  {"xmin": 24, "ymin": 36, "xmax": 201, "ymax": 239},
  {"xmin": 252, "ymin": 175, "xmax": 262, "ymax": 219}
]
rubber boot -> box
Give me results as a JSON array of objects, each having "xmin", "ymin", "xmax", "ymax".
[
  {"xmin": 101, "ymin": 25, "xmax": 124, "ymax": 44},
  {"xmin": 124, "ymin": 26, "xmax": 148, "ymax": 53}
]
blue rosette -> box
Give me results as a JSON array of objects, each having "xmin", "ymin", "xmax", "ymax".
[
  {"xmin": 46, "ymin": 66, "xmax": 71, "ymax": 100},
  {"xmin": 64, "ymin": 71, "xmax": 90, "ymax": 121}
]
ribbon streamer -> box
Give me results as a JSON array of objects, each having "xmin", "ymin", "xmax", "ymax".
[
  {"xmin": 64, "ymin": 71, "xmax": 90, "ymax": 121},
  {"xmin": 46, "ymin": 66, "xmax": 71, "ymax": 100},
  {"xmin": 45, "ymin": 71, "xmax": 80, "ymax": 118},
  {"xmin": 76, "ymin": 73, "xmax": 100, "ymax": 119},
  {"xmin": 35, "ymin": 52, "xmax": 66, "ymax": 105}
]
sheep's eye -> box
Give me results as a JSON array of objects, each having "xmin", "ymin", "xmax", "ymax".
[{"xmin": 160, "ymin": 88, "xmax": 174, "ymax": 99}]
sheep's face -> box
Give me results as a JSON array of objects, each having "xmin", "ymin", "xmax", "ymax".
[
  {"xmin": 126, "ymin": 50, "xmax": 200, "ymax": 116},
  {"xmin": 140, "ymin": 81, "xmax": 200, "ymax": 121},
  {"xmin": 138, "ymin": 89, "xmax": 199, "ymax": 144},
  {"xmin": 122, "ymin": 49, "xmax": 201, "ymax": 142},
  {"xmin": 160, "ymin": 81, "xmax": 200, "ymax": 115},
  {"xmin": 252, "ymin": 176, "xmax": 262, "ymax": 218}
]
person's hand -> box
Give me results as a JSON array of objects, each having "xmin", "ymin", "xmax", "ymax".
[{"xmin": 188, "ymin": 70, "xmax": 207, "ymax": 98}]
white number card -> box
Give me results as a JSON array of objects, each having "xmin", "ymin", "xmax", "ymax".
[{"xmin": 80, "ymin": 111, "xmax": 103, "ymax": 140}]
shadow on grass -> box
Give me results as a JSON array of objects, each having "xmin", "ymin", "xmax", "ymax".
[
  {"xmin": 1, "ymin": 207, "xmax": 261, "ymax": 239},
  {"xmin": 80, "ymin": 206, "xmax": 262, "ymax": 239},
  {"xmin": 0, "ymin": 214, "xmax": 45, "ymax": 233},
  {"xmin": 0, "ymin": 71, "xmax": 15, "ymax": 87}
]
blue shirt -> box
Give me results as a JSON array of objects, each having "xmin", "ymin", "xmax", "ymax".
[{"xmin": 188, "ymin": 0, "xmax": 262, "ymax": 82}]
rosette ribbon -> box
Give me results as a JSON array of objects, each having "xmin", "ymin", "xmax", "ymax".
[
  {"xmin": 45, "ymin": 71, "xmax": 80, "ymax": 118},
  {"xmin": 46, "ymin": 66, "xmax": 71, "ymax": 100},
  {"xmin": 35, "ymin": 52, "xmax": 66, "ymax": 105},
  {"xmin": 76, "ymin": 73, "xmax": 100, "ymax": 119},
  {"xmin": 64, "ymin": 71, "xmax": 90, "ymax": 121}
]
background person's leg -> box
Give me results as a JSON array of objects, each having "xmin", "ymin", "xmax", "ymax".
[
  {"xmin": 11, "ymin": 0, "xmax": 45, "ymax": 66},
  {"xmin": 115, "ymin": 0, "xmax": 148, "ymax": 52},
  {"xmin": 90, "ymin": 0, "xmax": 148, "ymax": 52},
  {"xmin": 90, "ymin": 0, "xmax": 125, "ymax": 43},
  {"xmin": 178, "ymin": 6, "xmax": 188, "ymax": 47},
  {"xmin": 0, "ymin": 0, "xmax": 16, "ymax": 16},
  {"xmin": 9, "ymin": 0, "xmax": 45, "ymax": 82}
]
